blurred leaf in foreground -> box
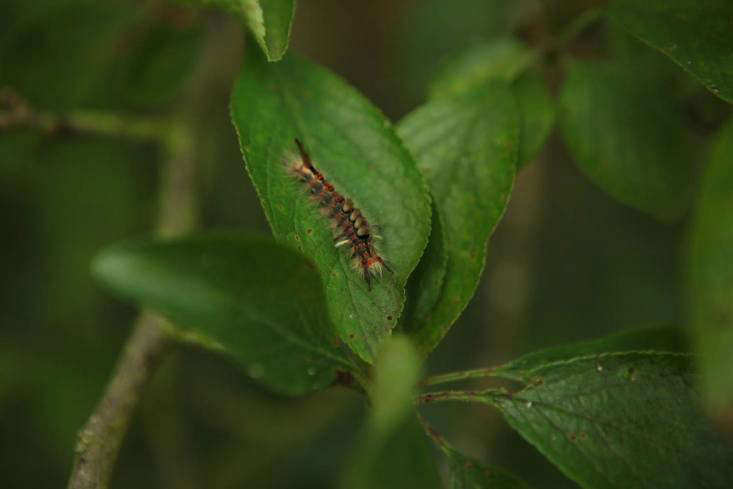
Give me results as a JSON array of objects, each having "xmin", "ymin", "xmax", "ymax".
[
  {"xmin": 341, "ymin": 336, "xmax": 441, "ymax": 489},
  {"xmin": 689, "ymin": 120, "xmax": 733, "ymax": 415},
  {"xmin": 93, "ymin": 234, "xmax": 359, "ymax": 396}
]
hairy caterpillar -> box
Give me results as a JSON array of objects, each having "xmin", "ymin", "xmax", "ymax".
[{"xmin": 288, "ymin": 139, "xmax": 391, "ymax": 289}]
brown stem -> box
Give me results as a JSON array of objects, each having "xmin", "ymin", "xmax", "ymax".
[
  {"xmin": 66, "ymin": 14, "xmax": 242, "ymax": 489},
  {"xmin": 67, "ymin": 130, "xmax": 196, "ymax": 489},
  {"xmin": 68, "ymin": 314, "xmax": 170, "ymax": 489}
]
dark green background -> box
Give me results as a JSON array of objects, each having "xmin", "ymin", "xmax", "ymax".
[{"xmin": 1, "ymin": 0, "xmax": 729, "ymax": 487}]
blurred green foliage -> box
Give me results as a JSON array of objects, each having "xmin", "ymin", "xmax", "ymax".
[{"xmin": 2, "ymin": 1, "xmax": 732, "ymax": 488}]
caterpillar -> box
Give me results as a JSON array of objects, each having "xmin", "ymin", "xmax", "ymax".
[{"xmin": 288, "ymin": 139, "xmax": 391, "ymax": 289}]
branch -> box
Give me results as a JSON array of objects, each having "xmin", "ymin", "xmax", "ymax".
[
  {"xmin": 416, "ymin": 412, "xmax": 454, "ymax": 456},
  {"xmin": 417, "ymin": 389, "xmax": 492, "ymax": 405},
  {"xmin": 2, "ymin": 73, "xmax": 188, "ymax": 489},
  {"xmin": 68, "ymin": 313, "xmax": 171, "ymax": 489},
  {"xmin": 0, "ymin": 87, "xmax": 170, "ymax": 142},
  {"xmin": 66, "ymin": 15, "xmax": 241, "ymax": 489},
  {"xmin": 67, "ymin": 126, "xmax": 197, "ymax": 489},
  {"xmin": 421, "ymin": 367, "xmax": 499, "ymax": 387}
]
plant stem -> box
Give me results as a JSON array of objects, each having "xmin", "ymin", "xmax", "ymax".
[
  {"xmin": 2, "ymin": 69, "xmax": 196, "ymax": 489},
  {"xmin": 67, "ymin": 313, "xmax": 171, "ymax": 489},
  {"xmin": 422, "ymin": 367, "xmax": 499, "ymax": 387},
  {"xmin": 67, "ymin": 126, "xmax": 199, "ymax": 489},
  {"xmin": 418, "ymin": 389, "xmax": 501, "ymax": 405},
  {"xmin": 416, "ymin": 412, "xmax": 453, "ymax": 455},
  {"xmin": 512, "ymin": 7, "xmax": 604, "ymax": 78},
  {"xmin": 66, "ymin": 14, "xmax": 242, "ymax": 489},
  {"xmin": 0, "ymin": 87, "xmax": 172, "ymax": 142}
]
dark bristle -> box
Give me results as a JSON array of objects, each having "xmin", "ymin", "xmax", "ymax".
[{"xmin": 295, "ymin": 138, "xmax": 312, "ymax": 166}]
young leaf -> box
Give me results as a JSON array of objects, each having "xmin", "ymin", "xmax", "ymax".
[
  {"xmin": 398, "ymin": 81, "xmax": 519, "ymax": 355},
  {"xmin": 559, "ymin": 58, "xmax": 698, "ymax": 221},
  {"xmin": 428, "ymin": 39, "xmax": 555, "ymax": 167},
  {"xmin": 230, "ymin": 52, "xmax": 431, "ymax": 362},
  {"xmin": 242, "ymin": 0, "xmax": 295, "ymax": 62},
  {"xmin": 92, "ymin": 234, "xmax": 359, "ymax": 396},
  {"xmin": 607, "ymin": 0, "xmax": 733, "ymax": 103},
  {"xmin": 689, "ymin": 120, "xmax": 733, "ymax": 414},
  {"xmin": 185, "ymin": 0, "xmax": 295, "ymax": 61},
  {"xmin": 483, "ymin": 352, "xmax": 733, "ymax": 489},
  {"xmin": 341, "ymin": 336, "xmax": 442, "ymax": 489}
]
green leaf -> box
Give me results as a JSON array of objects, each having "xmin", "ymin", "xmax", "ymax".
[
  {"xmin": 607, "ymin": 0, "xmax": 733, "ymax": 103},
  {"xmin": 398, "ymin": 81, "xmax": 519, "ymax": 355},
  {"xmin": 495, "ymin": 326, "xmax": 687, "ymax": 380},
  {"xmin": 444, "ymin": 446, "xmax": 533, "ymax": 489},
  {"xmin": 401, "ymin": 204, "xmax": 448, "ymax": 333},
  {"xmin": 341, "ymin": 336, "xmax": 441, "ymax": 489},
  {"xmin": 559, "ymin": 58, "xmax": 698, "ymax": 221},
  {"xmin": 486, "ymin": 352, "xmax": 733, "ymax": 489},
  {"xmin": 230, "ymin": 53, "xmax": 431, "ymax": 362},
  {"xmin": 242, "ymin": 0, "xmax": 295, "ymax": 62},
  {"xmin": 92, "ymin": 234, "xmax": 358, "ymax": 396},
  {"xmin": 427, "ymin": 39, "xmax": 555, "ymax": 167},
  {"xmin": 428, "ymin": 39, "xmax": 536, "ymax": 99},
  {"xmin": 395, "ymin": 0, "xmax": 534, "ymax": 112},
  {"xmin": 689, "ymin": 120, "xmax": 733, "ymax": 414},
  {"xmin": 185, "ymin": 0, "xmax": 295, "ymax": 61}
]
